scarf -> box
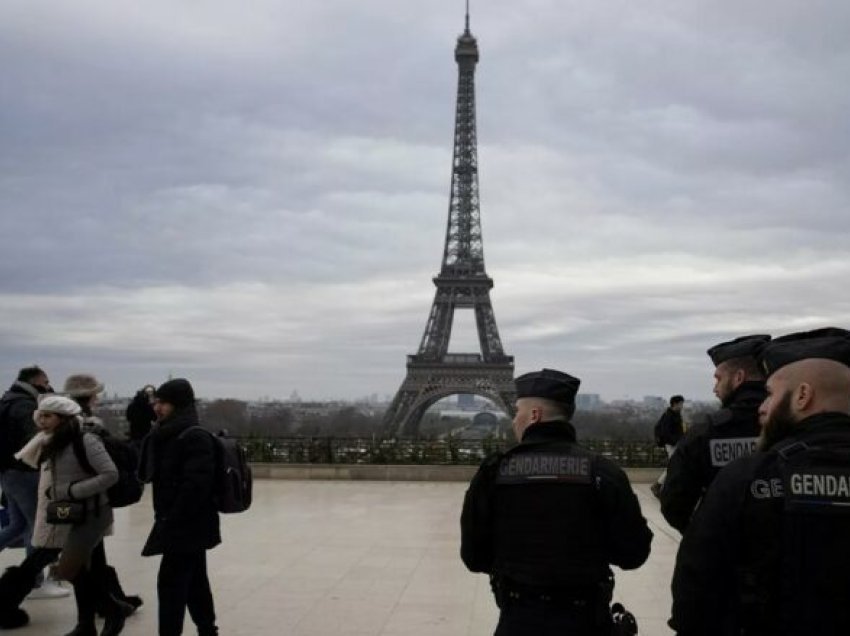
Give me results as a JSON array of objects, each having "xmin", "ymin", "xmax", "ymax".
[{"xmin": 15, "ymin": 431, "xmax": 52, "ymax": 468}]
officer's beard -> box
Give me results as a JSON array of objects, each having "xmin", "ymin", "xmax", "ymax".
[{"xmin": 758, "ymin": 391, "xmax": 798, "ymax": 451}]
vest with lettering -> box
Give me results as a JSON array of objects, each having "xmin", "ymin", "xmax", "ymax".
[
  {"xmin": 739, "ymin": 413, "xmax": 850, "ymax": 636},
  {"xmin": 706, "ymin": 383, "xmax": 765, "ymax": 478},
  {"xmin": 492, "ymin": 433, "xmax": 609, "ymax": 588}
]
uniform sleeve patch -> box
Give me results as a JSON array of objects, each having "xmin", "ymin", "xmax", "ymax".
[
  {"xmin": 496, "ymin": 453, "xmax": 592, "ymax": 485},
  {"xmin": 709, "ymin": 437, "xmax": 758, "ymax": 467}
]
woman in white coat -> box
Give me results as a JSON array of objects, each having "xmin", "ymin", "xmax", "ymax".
[{"xmin": 17, "ymin": 395, "xmax": 126, "ymax": 636}]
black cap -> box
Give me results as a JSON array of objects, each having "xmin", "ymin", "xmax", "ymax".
[
  {"xmin": 154, "ymin": 378, "xmax": 196, "ymax": 409},
  {"xmin": 760, "ymin": 327, "xmax": 850, "ymax": 377},
  {"xmin": 515, "ymin": 368, "xmax": 580, "ymax": 406},
  {"xmin": 707, "ymin": 334, "xmax": 772, "ymax": 367}
]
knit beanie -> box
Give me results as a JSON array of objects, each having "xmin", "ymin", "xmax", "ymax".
[
  {"xmin": 33, "ymin": 395, "xmax": 82, "ymax": 421},
  {"xmin": 63, "ymin": 373, "xmax": 104, "ymax": 398},
  {"xmin": 154, "ymin": 378, "xmax": 195, "ymax": 409}
]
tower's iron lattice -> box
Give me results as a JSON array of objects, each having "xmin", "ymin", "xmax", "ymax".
[{"xmin": 383, "ymin": 9, "xmax": 516, "ymax": 437}]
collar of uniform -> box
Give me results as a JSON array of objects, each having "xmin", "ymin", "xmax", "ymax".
[
  {"xmin": 774, "ymin": 412, "xmax": 850, "ymax": 451},
  {"xmin": 724, "ymin": 380, "xmax": 767, "ymax": 409},
  {"xmin": 521, "ymin": 421, "xmax": 577, "ymax": 443}
]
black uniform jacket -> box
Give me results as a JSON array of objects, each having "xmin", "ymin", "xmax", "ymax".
[
  {"xmin": 670, "ymin": 412, "xmax": 850, "ymax": 636},
  {"xmin": 461, "ymin": 422, "xmax": 652, "ymax": 588},
  {"xmin": 661, "ymin": 382, "xmax": 765, "ymax": 533},
  {"xmin": 140, "ymin": 406, "xmax": 221, "ymax": 555}
]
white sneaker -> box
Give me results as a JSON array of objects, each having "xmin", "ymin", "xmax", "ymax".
[{"xmin": 26, "ymin": 580, "xmax": 71, "ymax": 600}]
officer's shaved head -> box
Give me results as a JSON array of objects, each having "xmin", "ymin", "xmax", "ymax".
[
  {"xmin": 512, "ymin": 397, "xmax": 573, "ymax": 441},
  {"xmin": 758, "ymin": 358, "xmax": 850, "ymax": 449},
  {"xmin": 780, "ymin": 359, "xmax": 850, "ymax": 414}
]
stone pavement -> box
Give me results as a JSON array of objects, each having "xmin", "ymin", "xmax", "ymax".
[{"xmin": 0, "ymin": 479, "xmax": 680, "ymax": 635}]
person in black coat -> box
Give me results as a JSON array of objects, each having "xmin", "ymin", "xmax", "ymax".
[
  {"xmin": 139, "ymin": 379, "xmax": 219, "ymax": 636},
  {"xmin": 670, "ymin": 328, "xmax": 850, "ymax": 636},
  {"xmin": 651, "ymin": 395, "xmax": 685, "ymax": 496},
  {"xmin": 125, "ymin": 385, "xmax": 156, "ymax": 444},
  {"xmin": 660, "ymin": 335, "xmax": 770, "ymax": 532},
  {"xmin": 461, "ymin": 369, "xmax": 652, "ymax": 636}
]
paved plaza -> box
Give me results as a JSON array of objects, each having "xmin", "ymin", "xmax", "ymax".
[{"xmin": 2, "ymin": 479, "xmax": 680, "ymax": 635}]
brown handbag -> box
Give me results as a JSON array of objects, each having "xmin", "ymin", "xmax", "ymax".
[{"xmin": 45, "ymin": 500, "xmax": 86, "ymax": 525}]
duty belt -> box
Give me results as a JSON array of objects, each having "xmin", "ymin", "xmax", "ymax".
[{"xmin": 497, "ymin": 579, "xmax": 598, "ymax": 606}]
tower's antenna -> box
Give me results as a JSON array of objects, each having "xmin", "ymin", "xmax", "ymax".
[{"xmin": 465, "ymin": 0, "xmax": 470, "ymax": 32}]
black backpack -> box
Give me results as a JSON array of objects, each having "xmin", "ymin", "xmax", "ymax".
[
  {"xmin": 180, "ymin": 427, "xmax": 252, "ymax": 514},
  {"xmin": 73, "ymin": 432, "xmax": 144, "ymax": 508}
]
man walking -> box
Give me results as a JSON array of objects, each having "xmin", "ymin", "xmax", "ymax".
[
  {"xmin": 140, "ymin": 378, "xmax": 219, "ymax": 636},
  {"xmin": 651, "ymin": 395, "xmax": 685, "ymax": 497}
]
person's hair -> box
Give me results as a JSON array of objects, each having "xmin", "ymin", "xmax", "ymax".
[
  {"xmin": 73, "ymin": 395, "xmax": 94, "ymax": 416},
  {"xmin": 720, "ymin": 356, "xmax": 765, "ymax": 381},
  {"xmin": 670, "ymin": 395, "xmax": 685, "ymax": 406},
  {"xmin": 39, "ymin": 415, "xmax": 81, "ymax": 465},
  {"xmin": 17, "ymin": 366, "xmax": 45, "ymax": 384},
  {"xmin": 542, "ymin": 398, "xmax": 576, "ymax": 421}
]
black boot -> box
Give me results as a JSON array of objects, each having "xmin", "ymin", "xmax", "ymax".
[
  {"xmin": 94, "ymin": 579, "xmax": 125, "ymax": 636},
  {"xmin": 67, "ymin": 569, "xmax": 98, "ymax": 636},
  {"xmin": 99, "ymin": 598, "xmax": 126, "ymax": 636},
  {"xmin": 97, "ymin": 567, "xmax": 141, "ymax": 617},
  {"xmin": 0, "ymin": 566, "xmax": 35, "ymax": 630}
]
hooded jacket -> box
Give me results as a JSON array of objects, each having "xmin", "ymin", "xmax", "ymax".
[{"xmin": 140, "ymin": 406, "xmax": 220, "ymax": 555}]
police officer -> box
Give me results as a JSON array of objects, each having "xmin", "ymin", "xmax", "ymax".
[
  {"xmin": 660, "ymin": 334, "xmax": 770, "ymax": 532},
  {"xmin": 670, "ymin": 327, "xmax": 850, "ymax": 636},
  {"xmin": 461, "ymin": 369, "xmax": 652, "ymax": 635}
]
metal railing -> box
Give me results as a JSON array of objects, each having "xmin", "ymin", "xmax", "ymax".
[{"xmin": 239, "ymin": 437, "xmax": 668, "ymax": 468}]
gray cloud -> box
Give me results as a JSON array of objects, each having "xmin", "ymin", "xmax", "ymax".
[{"xmin": 1, "ymin": 0, "xmax": 849, "ymax": 402}]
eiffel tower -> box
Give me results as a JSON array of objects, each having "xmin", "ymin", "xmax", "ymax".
[{"xmin": 383, "ymin": 6, "xmax": 515, "ymax": 437}]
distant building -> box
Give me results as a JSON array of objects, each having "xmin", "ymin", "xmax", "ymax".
[{"xmin": 576, "ymin": 393, "xmax": 602, "ymax": 412}]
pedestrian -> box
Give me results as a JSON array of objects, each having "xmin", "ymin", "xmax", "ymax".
[
  {"xmin": 17, "ymin": 394, "xmax": 126, "ymax": 635},
  {"xmin": 670, "ymin": 327, "xmax": 850, "ymax": 635},
  {"xmin": 651, "ymin": 394, "xmax": 685, "ymax": 497},
  {"xmin": 125, "ymin": 385, "xmax": 156, "ymax": 445},
  {"xmin": 660, "ymin": 335, "xmax": 770, "ymax": 532},
  {"xmin": 461, "ymin": 368, "xmax": 652, "ymax": 635},
  {"xmin": 139, "ymin": 378, "xmax": 220, "ymax": 636},
  {"xmin": 0, "ymin": 366, "xmax": 69, "ymax": 599},
  {"xmin": 63, "ymin": 373, "xmax": 143, "ymax": 617}
]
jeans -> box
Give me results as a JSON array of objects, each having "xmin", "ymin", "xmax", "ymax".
[
  {"xmin": 158, "ymin": 551, "xmax": 217, "ymax": 635},
  {"xmin": 0, "ymin": 470, "xmax": 39, "ymax": 555}
]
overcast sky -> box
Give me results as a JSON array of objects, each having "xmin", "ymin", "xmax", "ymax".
[{"xmin": 1, "ymin": 0, "xmax": 849, "ymax": 404}]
